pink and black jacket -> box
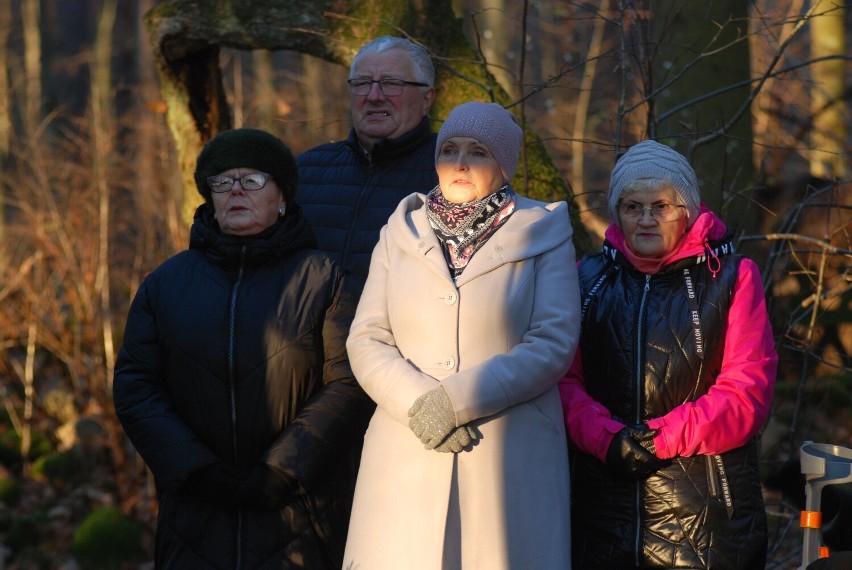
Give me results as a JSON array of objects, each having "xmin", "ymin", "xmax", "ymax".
[{"xmin": 560, "ymin": 207, "xmax": 777, "ymax": 569}]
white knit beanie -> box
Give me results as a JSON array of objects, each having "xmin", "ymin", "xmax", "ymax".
[
  {"xmin": 608, "ymin": 140, "xmax": 701, "ymax": 227},
  {"xmin": 435, "ymin": 102, "xmax": 523, "ymax": 183}
]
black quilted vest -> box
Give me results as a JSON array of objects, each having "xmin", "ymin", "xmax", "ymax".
[{"xmin": 570, "ymin": 237, "xmax": 767, "ymax": 569}]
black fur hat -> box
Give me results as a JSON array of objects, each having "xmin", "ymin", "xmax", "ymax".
[{"xmin": 194, "ymin": 128, "xmax": 298, "ymax": 204}]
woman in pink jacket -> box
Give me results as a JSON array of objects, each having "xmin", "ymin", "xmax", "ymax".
[{"xmin": 560, "ymin": 140, "xmax": 777, "ymax": 569}]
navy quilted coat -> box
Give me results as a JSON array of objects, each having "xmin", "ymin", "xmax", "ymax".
[
  {"xmin": 296, "ymin": 117, "xmax": 438, "ymax": 292},
  {"xmin": 113, "ymin": 204, "xmax": 374, "ymax": 569}
]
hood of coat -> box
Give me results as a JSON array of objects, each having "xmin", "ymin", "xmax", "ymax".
[
  {"xmin": 189, "ymin": 202, "xmax": 317, "ymax": 267},
  {"xmin": 386, "ymin": 191, "xmax": 574, "ymax": 280},
  {"xmin": 603, "ymin": 204, "xmax": 734, "ymax": 273}
]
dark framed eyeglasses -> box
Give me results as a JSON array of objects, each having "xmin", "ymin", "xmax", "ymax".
[
  {"xmin": 618, "ymin": 201, "xmax": 686, "ymax": 222},
  {"xmin": 207, "ymin": 173, "xmax": 270, "ymax": 193},
  {"xmin": 347, "ymin": 78, "xmax": 430, "ymax": 97}
]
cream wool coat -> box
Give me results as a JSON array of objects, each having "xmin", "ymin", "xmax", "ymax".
[{"xmin": 343, "ymin": 192, "xmax": 580, "ymax": 570}]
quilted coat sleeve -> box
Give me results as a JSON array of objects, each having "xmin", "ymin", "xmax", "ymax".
[
  {"xmin": 346, "ymin": 225, "xmax": 442, "ymax": 425},
  {"xmin": 647, "ymin": 258, "xmax": 777, "ymax": 458},
  {"xmin": 112, "ymin": 275, "xmax": 219, "ymax": 493},
  {"xmin": 261, "ymin": 269, "xmax": 376, "ymax": 487},
  {"xmin": 559, "ymin": 351, "xmax": 626, "ymax": 462}
]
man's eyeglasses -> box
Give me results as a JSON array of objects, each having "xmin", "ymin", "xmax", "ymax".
[
  {"xmin": 618, "ymin": 201, "xmax": 685, "ymax": 222},
  {"xmin": 347, "ymin": 78, "xmax": 429, "ymax": 97},
  {"xmin": 207, "ymin": 173, "xmax": 270, "ymax": 193}
]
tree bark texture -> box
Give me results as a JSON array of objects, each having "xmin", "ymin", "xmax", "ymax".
[
  {"xmin": 808, "ymin": 1, "xmax": 847, "ymax": 180},
  {"xmin": 144, "ymin": 0, "xmax": 588, "ymax": 249}
]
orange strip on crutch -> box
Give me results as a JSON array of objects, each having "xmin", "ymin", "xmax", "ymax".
[{"xmin": 800, "ymin": 510, "xmax": 822, "ymax": 529}]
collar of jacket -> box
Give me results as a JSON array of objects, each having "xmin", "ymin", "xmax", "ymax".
[
  {"xmin": 188, "ymin": 202, "xmax": 317, "ymax": 267},
  {"xmin": 386, "ymin": 192, "xmax": 573, "ymax": 286},
  {"xmin": 345, "ymin": 116, "xmax": 436, "ymax": 164},
  {"xmin": 601, "ymin": 206, "xmax": 737, "ymax": 275}
]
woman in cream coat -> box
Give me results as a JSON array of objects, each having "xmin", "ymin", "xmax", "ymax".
[{"xmin": 343, "ymin": 102, "xmax": 580, "ymax": 569}]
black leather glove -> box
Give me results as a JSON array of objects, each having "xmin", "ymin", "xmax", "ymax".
[
  {"xmin": 237, "ymin": 463, "xmax": 299, "ymax": 511},
  {"xmin": 605, "ymin": 424, "xmax": 662, "ymax": 480},
  {"xmin": 183, "ymin": 462, "xmax": 243, "ymax": 509}
]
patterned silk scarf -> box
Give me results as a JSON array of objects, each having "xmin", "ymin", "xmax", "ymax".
[{"xmin": 426, "ymin": 185, "xmax": 516, "ymax": 278}]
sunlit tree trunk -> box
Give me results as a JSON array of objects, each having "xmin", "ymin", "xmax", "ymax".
[
  {"xmin": 749, "ymin": 0, "xmax": 806, "ymax": 178},
  {"xmin": 302, "ymin": 54, "xmax": 327, "ymax": 144},
  {"xmin": 92, "ymin": 0, "xmax": 116, "ymax": 394},
  {"xmin": 0, "ymin": 0, "xmax": 10, "ymax": 157},
  {"xmin": 571, "ymin": 3, "xmax": 610, "ymax": 240},
  {"xmin": 17, "ymin": 0, "xmax": 41, "ymax": 470},
  {"xmin": 134, "ymin": 0, "xmax": 185, "ymax": 258},
  {"xmin": 21, "ymin": 321, "xmax": 36, "ymax": 471},
  {"xmin": 253, "ymin": 50, "xmax": 275, "ymax": 129},
  {"xmin": 465, "ymin": 0, "xmax": 518, "ymax": 99},
  {"xmin": 808, "ymin": 0, "xmax": 847, "ymax": 180},
  {"xmin": 0, "ymin": 0, "xmax": 10, "ymax": 250},
  {"xmin": 95, "ymin": 0, "xmax": 143, "ymax": 518},
  {"xmin": 21, "ymin": 0, "xmax": 40, "ymax": 131}
]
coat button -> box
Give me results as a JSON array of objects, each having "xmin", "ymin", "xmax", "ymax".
[
  {"xmin": 444, "ymin": 292, "xmax": 457, "ymax": 304},
  {"xmin": 417, "ymin": 241, "xmax": 425, "ymax": 249},
  {"xmin": 442, "ymin": 357, "xmax": 455, "ymax": 369}
]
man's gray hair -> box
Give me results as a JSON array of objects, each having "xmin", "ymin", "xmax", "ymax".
[{"xmin": 350, "ymin": 36, "xmax": 435, "ymax": 86}]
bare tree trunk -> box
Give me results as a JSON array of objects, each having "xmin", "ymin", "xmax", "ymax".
[
  {"xmin": 93, "ymin": 0, "xmax": 137, "ymax": 515},
  {"xmin": 0, "ymin": 0, "xmax": 10, "ymax": 157},
  {"xmin": 232, "ymin": 51, "xmax": 244, "ymax": 128},
  {"xmin": 808, "ymin": 0, "xmax": 847, "ymax": 179},
  {"xmin": 22, "ymin": 320, "xmax": 36, "ymax": 471},
  {"xmin": 253, "ymin": 50, "xmax": 276, "ymax": 129},
  {"xmin": 135, "ymin": 0, "xmax": 185, "ymax": 256},
  {"xmin": 21, "ymin": 0, "xmax": 41, "ymax": 131},
  {"xmin": 571, "ymin": 3, "xmax": 610, "ymax": 241},
  {"xmin": 749, "ymin": 0, "xmax": 806, "ymax": 177},
  {"xmin": 0, "ymin": 0, "xmax": 10, "ymax": 252},
  {"xmin": 466, "ymin": 0, "xmax": 517, "ymax": 99},
  {"xmin": 93, "ymin": 0, "xmax": 116, "ymax": 393},
  {"xmin": 301, "ymin": 54, "xmax": 327, "ymax": 145}
]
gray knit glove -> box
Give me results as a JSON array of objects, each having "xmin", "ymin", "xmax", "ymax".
[
  {"xmin": 435, "ymin": 425, "xmax": 477, "ymax": 453},
  {"xmin": 408, "ymin": 386, "xmax": 457, "ymax": 450}
]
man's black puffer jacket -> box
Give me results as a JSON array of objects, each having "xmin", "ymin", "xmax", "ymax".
[
  {"xmin": 570, "ymin": 236, "xmax": 767, "ymax": 569},
  {"xmin": 297, "ymin": 117, "xmax": 438, "ymax": 292},
  {"xmin": 113, "ymin": 204, "xmax": 375, "ymax": 569}
]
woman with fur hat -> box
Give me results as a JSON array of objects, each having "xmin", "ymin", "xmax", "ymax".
[
  {"xmin": 560, "ymin": 140, "xmax": 777, "ymax": 569},
  {"xmin": 343, "ymin": 102, "xmax": 581, "ymax": 569},
  {"xmin": 113, "ymin": 128, "xmax": 374, "ymax": 569}
]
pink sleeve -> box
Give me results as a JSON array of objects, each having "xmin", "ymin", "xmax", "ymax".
[
  {"xmin": 559, "ymin": 350, "xmax": 626, "ymax": 462},
  {"xmin": 647, "ymin": 258, "xmax": 777, "ymax": 459}
]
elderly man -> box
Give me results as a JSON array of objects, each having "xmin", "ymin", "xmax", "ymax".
[{"xmin": 297, "ymin": 36, "xmax": 438, "ymax": 292}]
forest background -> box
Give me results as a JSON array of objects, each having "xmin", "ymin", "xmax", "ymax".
[{"xmin": 0, "ymin": 0, "xmax": 848, "ymax": 568}]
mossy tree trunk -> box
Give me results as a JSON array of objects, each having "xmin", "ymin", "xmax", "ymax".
[{"xmin": 144, "ymin": 0, "xmax": 588, "ymax": 249}]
